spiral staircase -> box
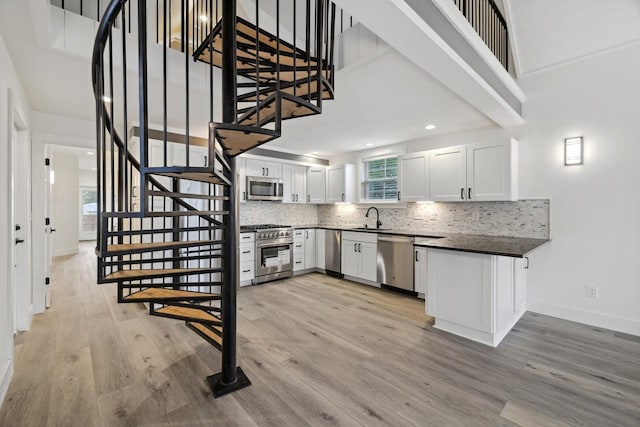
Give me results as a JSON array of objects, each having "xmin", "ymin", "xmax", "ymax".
[{"xmin": 92, "ymin": 0, "xmax": 336, "ymax": 396}]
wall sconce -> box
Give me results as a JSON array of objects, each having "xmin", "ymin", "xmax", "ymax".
[{"xmin": 564, "ymin": 137, "xmax": 583, "ymax": 166}]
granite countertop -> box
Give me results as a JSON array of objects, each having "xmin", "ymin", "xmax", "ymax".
[{"xmin": 294, "ymin": 225, "xmax": 548, "ymax": 258}]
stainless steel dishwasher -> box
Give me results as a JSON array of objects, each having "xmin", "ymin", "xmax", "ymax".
[
  {"xmin": 377, "ymin": 235, "xmax": 415, "ymax": 292},
  {"xmin": 322, "ymin": 229, "xmax": 343, "ymax": 277}
]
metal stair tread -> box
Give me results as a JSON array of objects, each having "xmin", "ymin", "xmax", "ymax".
[
  {"xmin": 211, "ymin": 123, "xmax": 280, "ymax": 156},
  {"xmin": 148, "ymin": 190, "xmax": 228, "ymax": 201},
  {"xmin": 142, "ymin": 210, "xmax": 229, "ymax": 217},
  {"xmin": 237, "ymin": 93, "xmax": 320, "ymax": 128},
  {"xmin": 152, "ymin": 305, "xmax": 222, "ymax": 324},
  {"xmin": 122, "ymin": 288, "xmax": 221, "ymax": 302},
  {"xmin": 151, "ymin": 171, "xmax": 230, "ymax": 185},
  {"xmin": 238, "ymin": 77, "xmax": 334, "ymax": 103},
  {"xmin": 103, "ymin": 267, "xmax": 222, "ymax": 282},
  {"xmin": 107, "ymin": 240, "xmax": 220, "ymax": 254}
]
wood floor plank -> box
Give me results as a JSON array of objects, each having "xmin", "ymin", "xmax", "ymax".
[{"xmin": 1, "ymin": 242, "xmax": 639, "ymax": 426}]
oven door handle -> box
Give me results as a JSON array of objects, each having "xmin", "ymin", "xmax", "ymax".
[{"xmin": 256, "ymin": 241, "xmax": 293, "ymax": 249}]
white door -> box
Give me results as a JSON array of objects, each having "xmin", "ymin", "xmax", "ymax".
[
  {"xmin": 430, "ymin": 145, "xmax": 467, "ymax": 202},
  {"xmin": 414, "ymin": 247, "xmax": 428, "ymax": 297},
  {"xmin": 282, "ymin": 164, "xmax": 296, "ymax": 203},
  {"xmin": 293, "ymin": 166, "xmax": 306, "ymax": 204},
  {"xmin": 358, "ymin": 241, "xmax": 377, "ymax": 282},
  {"xmin": 303, "ymin": 229, "xmax": 315, "ymax": 269},
  {"xmin": 398, "ymin": 152, "xmax": 429, "ymax": 202}
]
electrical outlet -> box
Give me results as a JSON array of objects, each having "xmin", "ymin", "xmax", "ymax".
[{"xmin": 586, "ymin": 285, "xmax": 598, "ymax": 299}]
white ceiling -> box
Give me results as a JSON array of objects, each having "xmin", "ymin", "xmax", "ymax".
[
  {"xmin": 508, "ymin": 0, "xmax": 640, "ymax": 75},
  {"xmin": 1, "ymin": 0, "xmax": 493, "ymax": 157}
]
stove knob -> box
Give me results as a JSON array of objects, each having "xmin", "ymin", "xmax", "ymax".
[{"xmin": 279, "ymin": 232, "xmax": 284, "ymax": 237}]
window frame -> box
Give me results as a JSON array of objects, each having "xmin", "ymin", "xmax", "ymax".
[{"xmin": 358, "ymin": 153, "xmax": 401, "ymax": 203}]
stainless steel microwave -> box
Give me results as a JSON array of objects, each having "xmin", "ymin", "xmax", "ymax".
[{"xmin": 246, "ymin": 176, "xmax": 284, "ymax": 201}]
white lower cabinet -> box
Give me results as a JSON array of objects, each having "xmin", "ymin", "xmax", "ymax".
[
  {"xmin": 239, "ymin": 233, "xmax": 255, "ymax": 286},
  {"xmin": 293, "ymin": 229, "xmax": 316, "ymax": 272},
  {"xmin": 414, "ymin": 247, "xmax": 428, "ymax": 298},
  {"xmin": 426, "ymin": 248, "xmax": 526, "ymax": 347},
  {"xmin": 341, "ymin": 231, "xmax": 377, "ymax": 283}
]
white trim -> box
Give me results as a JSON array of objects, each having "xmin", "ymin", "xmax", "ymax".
[
  {"xmin": 430, "ymin": 0, "xmax": 525, "ymax": 102},
  {"xmin": 519, "ymin": 39, "xmax": 640, "ymax": 78},
  {"xmin": 527, "ymin": 301, "xmax": 640, "ymax": 337},
  {"xmin": 501, "ymin": 0, "xmax": 522, "ymax": 78},
  {"xmin": 0, "ymin": 359, "xmax": 14, "ymax": 409}
]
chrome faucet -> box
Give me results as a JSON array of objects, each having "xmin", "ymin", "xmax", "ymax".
[{"xmin": 365, "ymin": 206, "xmax": 382, "ymax": 229}]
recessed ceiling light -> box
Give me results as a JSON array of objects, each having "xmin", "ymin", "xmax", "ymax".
[
  {"xmin": 365, "ymin": 143, "xmax": 373, "ymax": 147},
  {"xmin": 87, "ymin": 151, "xmax": 94, "ymax": 155},
  {"xmin": 199, "ymin": 14, "xmax": 208, "ymax": 22},
  {"xmin": 424, "ymin": 124, "xmax": 436, "ymax": 130},
  {"xmin": 91, "ymin": 168, "xmax": 97, "ymax": 171}
]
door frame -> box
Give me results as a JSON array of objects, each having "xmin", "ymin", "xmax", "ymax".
[{"xmin": 9, "ymin": 92, "xmax": 32, "ymax": 333}]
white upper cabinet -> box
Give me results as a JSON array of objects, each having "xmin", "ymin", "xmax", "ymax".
[
  {"xmin": 398, "ymin": 151, "xmax": 430, "ymax": 202},
  {"xmin": 307, "ymin": 167, "xmax": 326, "ymax": 204},
  {"xmin": 430, "ymin": 145, "xmax": 467, "ymax": 202},
  {"xmin": 245, "ymin": 158, "xmax": 282, "ymax": 178},
  {"xmin": 326, "ymin": 164, "xmax": 355, "ymax": 203},
  {"xmin": 282, "ymin": 164, "xmax": 307, "ymax": 204},
  {"xmin": 237, "ymin": 157, "xmax": 247, "ymax": 203},
  {"xmin": 430, "ymin": 140, "xmax": 518, "ymax": 202},
  {"xmin": 466, "ymin": 139, "xmax": 518, "ymax": 201}
]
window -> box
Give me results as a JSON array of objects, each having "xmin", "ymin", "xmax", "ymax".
[{"xmin": 362, "ymin": 156, "xmax": 398, "ymax": 201}]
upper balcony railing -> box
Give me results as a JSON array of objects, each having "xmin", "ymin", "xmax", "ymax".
[{"xmin": 452, "ymin": 0, "xmax": 509, "ymax": 71}]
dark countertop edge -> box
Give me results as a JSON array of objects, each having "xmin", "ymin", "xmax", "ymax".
[{"xmin": 288, "ymin": 225, "xmax": 549, "ymax": 258}]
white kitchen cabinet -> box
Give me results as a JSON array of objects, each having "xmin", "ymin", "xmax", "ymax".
[
  {"xmin": 341, "ymin": 231, "xmax": 377, "ymax": 283},
  {"xmin": 414, "ymin": 247, "xmax": 427, "ymax": 298},
  {"xmin": 326, "ymin": 164, "xmax": 356, "ymax": 203},
  {"xmin": 466, "ymin": 139, "xmax": 518, "ymax": 201},
  {"xmin": 239, "ymin": 232, "xmax": 255, "ymax": 286},
  {"xmin": 398, "ymin": 152, "xmax": 430, "ymax": 202},
  {"xmin": 430, "ymin": 145, "xmax": 467, "ymax": 202},
  {"xmin": 426, "ymin": 248, "xmax": 526, "ymax": 347},
  {"xmin": 237, "ymin": 157, "xmax": 247, "ymax": 203},
  {"xmin": 307, "ymin": 167, "xmax": 326, "ymax": 204},
  {"xmin": 430, "ymin": 140, "xmax": 518, "ymax": 202},
  {"xmin": 315, "ymin": 229, "xmax": 326, "ymax": 270},
  {"xmin": 282, "ymin": 164, "xmax": 307, "ymax": 204},
  {"xmin": 245, "ymin": 158, "xmax": 282, "ymax": 178},
  {"xmin": 293, "ymin": 229, "xmax": 316, "ymax": 271}
]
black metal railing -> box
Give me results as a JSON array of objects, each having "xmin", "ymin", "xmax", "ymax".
[
  {"xmin": 452, "ymin": 0, "xmax": 509, "ymax": 71},
  {"xmin": 50, "ymin": 0, "xmax": 132, "ymax": 31}
]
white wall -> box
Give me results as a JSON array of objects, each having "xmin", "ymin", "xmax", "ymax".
[
  {"xmin": 379, "ymin": 43, "xmax": 640, "ymax": 335},
  {"xmin": 79, "ymin": 169, "xmax": 96, "ymax": 187},
  {"xmin": 0, "ymin": 32, "xmax": 31, "ymax": 409},
  {"xmin": 51, "ymin": 151, "xmax": 80, "ymax": 256}
]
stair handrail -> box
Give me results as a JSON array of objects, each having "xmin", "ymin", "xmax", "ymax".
[{"xmin": 91, "ymin": 0, "xmax": 221, "ymax": 226}]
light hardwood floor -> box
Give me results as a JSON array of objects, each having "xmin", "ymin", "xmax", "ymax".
[{"xmin": 1, "ymin": 242, "xmax": 639, "ymax": 426}]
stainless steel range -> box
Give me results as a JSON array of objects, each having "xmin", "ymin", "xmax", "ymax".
[{"xmin": 240, "ymin": 224, "xmax": 293, "ymax": 284}]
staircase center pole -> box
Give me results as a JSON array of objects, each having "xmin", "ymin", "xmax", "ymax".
[{"xmin": 208, "ymin": 0, "xmax": 251, "ymax": 398}]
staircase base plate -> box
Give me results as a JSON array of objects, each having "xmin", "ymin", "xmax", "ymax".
[{"xmin": 207, "ymin": 367, "xmax": 252, "ymax": 398}]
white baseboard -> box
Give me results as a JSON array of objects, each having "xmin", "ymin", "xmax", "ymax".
[
  {"xmin": 527, "ymin": 301, "xmax": 640, "ymax": 337},
  {"xmin": 0, "ymin": 359, "xmax": 13, "ymax": 410}
]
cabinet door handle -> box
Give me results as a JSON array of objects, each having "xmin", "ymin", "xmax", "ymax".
[
  {"xmin": 204, "ymin": 155, "xmax": 208, "ymax": 166},
  {"xmin": 398, "ymin": 191, "xmax": 401, "ymax": 200},
  {"xmin": 242, "ymin": 251, "xmax": 251, "ymax": 254},
  {"xmin": 460, "ymin": 188, "xmax": 464, "ymax": 200},
  {"xmin": 341, "ymin": 193, "xmax": 345, "ymax": 201},
  {"xmin": 243, "ymin": 191, "xmax": 247, "ymax": 201},
  {"xmin": 524, "ymin": 257, "xmax": 530, "ymax": 269},
  {"xmin": 305, "ymin": 231, "xmax": 308, "ymax": 239},
  {"xmin": 262, "ymin": 167, "xmax": 265, "ymax": 176},
  {"xmin": 266, "ymin": 167, "xmax": 269, "ymax": 176},
  {"xmin": 295, "ymin": 261, "xmax": 302, "ymax": 264},
  {"xmin": 358, "ymin": 243, "xmax": 362, "ymax": 253},
  {"xmin": 307, "ymin": 195, "xmax": 310, "ymax": 203},
  {"xmin": 468, "ymin": 188, "xmax": 472, "ymax": 200},
  {"xmin": 354, "ymin": 243, "xmax": 357, "ymax": 252},
  {"xmin": 15, "ymin": 238, "xmax": 25, "ymax": 245},
  {"xmin": 296, "ymin": 194, "xmax": 299, "ymax": 202},
  {"xmin": 242, "ymin": 269, "xmax": 251, "ymax": 273},
  {"xmin": 242, "ymin": 235, "xmax": 252, "ymax": 240},
  {"xmin": 292, "ymin": 194, "xmax": 295, "ymax": 202},
  {"xmin": 415, "ymin": 250, "xmax": 419, "ymax": 262}
]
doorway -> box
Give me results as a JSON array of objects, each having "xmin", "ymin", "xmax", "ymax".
[{"xmin": 79, "ymin": 187, "xmax": 98, "ymax": 241}]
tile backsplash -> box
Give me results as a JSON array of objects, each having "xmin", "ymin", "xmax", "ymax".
[
  {"xmin": 318, "ymin": 200, "xmax": 550, "ymax": 239},
  {"xmin": 240, "ymin": 202, "xmax": 319, "ymax": 226},
  {"xmin": 241, "ymin": 199, "xmax": 550, "ymax": 239}
]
